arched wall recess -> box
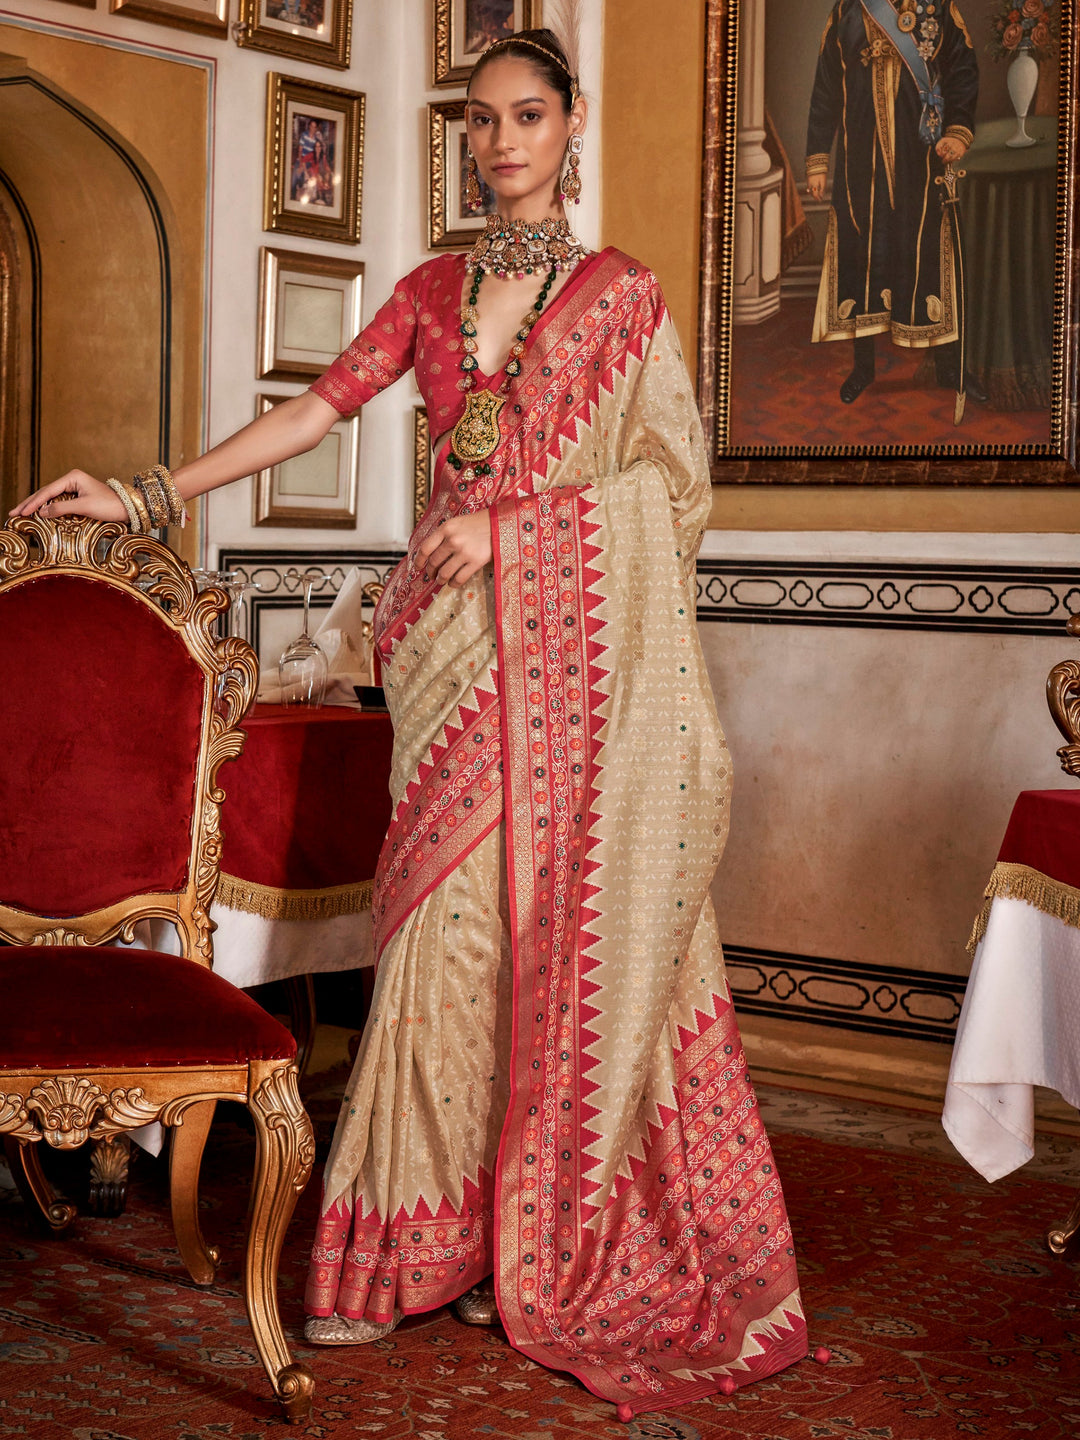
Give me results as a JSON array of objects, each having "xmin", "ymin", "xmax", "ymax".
[
  {"xmin": 0, "ymin": 175, "xmax": 36, "ymax": 513},
  {"xmin": 0, "ymin": 54, "xmax": 183, "ymax": 507}
]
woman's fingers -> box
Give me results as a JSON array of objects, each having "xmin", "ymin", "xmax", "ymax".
[{"xmin": 9, "ymin": 475, "xmax": 78, "ymax": 516}]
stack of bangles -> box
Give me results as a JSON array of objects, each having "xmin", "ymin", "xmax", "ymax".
[{"xmin": 104, "ymin": 465, "xmax": 188, "ymax": 531}]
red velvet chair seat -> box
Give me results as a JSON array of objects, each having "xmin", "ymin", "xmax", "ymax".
[{"xmin": 0, "ymin": 948, "xmax": 296, "ymax": 1069}]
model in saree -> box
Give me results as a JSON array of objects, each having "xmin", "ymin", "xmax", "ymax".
[{"xmin": 12, "ymin": 25, "xmax": 808, "ymax": 1420}]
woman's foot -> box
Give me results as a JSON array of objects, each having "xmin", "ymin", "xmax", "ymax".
[
  {"xmin": 304, "ymin": 1310, "xmax": 401, "ymax": 1345},
  {"xmin": 453, "ymin": 1278, "xmax": 499, "ymax": 1326}
]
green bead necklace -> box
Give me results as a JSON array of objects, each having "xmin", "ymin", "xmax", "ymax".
[{"xmin": 448, "ymin": 264, "xmax": 558, "ymax": 469}]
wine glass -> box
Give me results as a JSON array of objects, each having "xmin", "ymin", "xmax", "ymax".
[{"xmin": 278, "ymin": 569, "xmax": 328, "ymax": 706}]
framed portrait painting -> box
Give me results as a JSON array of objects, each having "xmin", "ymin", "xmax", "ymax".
[
  {"xmin": 258, "ymin": 247, "xmax": 363, "ymax": 381},
  {"xmin": 697, "ymin": 0, "xmax": 1080, "ymax": 484},
  {"xmin": 433, "ymin": 0, "xmax": 543, "ymax": 86},
  {"xmin": 428, "ymin": 99, "xmax": 497, "ymax": 248},
  {"xmin": 253, "ymin": 395, "xmax": 359, "ymax": 527},
  {"xmin": 109, "ymin": 0, "xmax": 228, "ymax": 36},
  {"xmin": 265, "ymin": 73, "xmax": 365, "ymax": 244},
  {"xmin": 413, "ymin": 406, "xmax": 433, "ymax": 525},
  {"xmin": 236, "ymin": 0, "xmax": 352, "ymax": 68}
]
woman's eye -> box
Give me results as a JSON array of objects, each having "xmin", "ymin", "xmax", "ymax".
[{"xmin": 521, "ymin": 111, "xmax": 542, "ymax": 123}]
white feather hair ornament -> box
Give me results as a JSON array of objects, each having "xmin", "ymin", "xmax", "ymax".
[{"xmin": 544, "ymin": 0, "xmax": 583, "ymax": 94}]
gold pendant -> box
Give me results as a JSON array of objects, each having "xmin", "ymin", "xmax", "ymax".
[{"xmin": 450, "ymin": 390, "xmax": 506, "ymax": 464}]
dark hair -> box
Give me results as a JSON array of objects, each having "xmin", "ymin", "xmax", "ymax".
[{"xmin": 467, "ymin": 28, "xmax": 576, "ymax": 114}]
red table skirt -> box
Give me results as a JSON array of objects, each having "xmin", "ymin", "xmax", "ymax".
[
  {"xmin": 217, "ymin": 704, "xmax": 394, "ymax": 921},
  {"xmin": 970, "ymin": 789, "xmax": 1080, "ymax": 947}
]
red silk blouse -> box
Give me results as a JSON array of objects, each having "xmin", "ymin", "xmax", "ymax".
[{"xmin": 310, "ymin": 252, "xmax": 489, "ymax": 437}]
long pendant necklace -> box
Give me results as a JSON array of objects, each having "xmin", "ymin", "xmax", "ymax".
[{"xmin": 447, "ymin": 263, "xmax": 557, "ymax": 469}]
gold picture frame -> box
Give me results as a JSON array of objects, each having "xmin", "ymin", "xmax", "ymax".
[
  {"xmin": 109, "ymin": 0, "xmax": 228, "ymax": 36},
  {"xmin": 428, "ymin": 99, "xmax": 497, "ymax": 249},
  {"xmin": 413, "ymin": 406, "xmax": 432, "ymax": 525},
  {"xmin": 258, "ymin": 247, "xmax": 363, "ymax": 382},
  {"xmin": 433, "ymin": 0, "xmax": 543, "ymax": 86},
  {"xmin": 697, "ymin": 0, "xmax": 1080, "ymax": 484},
  {"xmin": 264, "ymin": 73, "xmax": 365, "ymax": 245},
  {"xmin": 237, "ymin": 0, "xmax": 352, "ymax": 70},
  {"xmin": 253, "ymin": 394, "xmax": 359, "ymax": 528}
]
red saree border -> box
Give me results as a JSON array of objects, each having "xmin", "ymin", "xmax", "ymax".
[
  {"xmin": 487, "ymin": 263, "xmax": 806, "ymax": 1411},
  {"xmin": 306, "ymin": 1172, "xmax": 495, "ymax": 1322},
  {"xmin": 372, "ymin": 680, "xmax": 504, "ymax": 960}
]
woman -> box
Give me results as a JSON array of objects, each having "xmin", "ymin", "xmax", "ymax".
[{"xmin": 12, "ymin": 27, "xmax": 807, "ymax": 1419}]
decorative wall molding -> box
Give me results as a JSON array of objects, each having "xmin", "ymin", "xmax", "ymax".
[
  {"xmin": 220, "ymin": 550, "xmax": 1080, "ymax": 652},
  {"xmin": 697, "ymin": 559, "xmax": 1080, "ymax": 636},
  {"xmin": 724, "ymin": 942, "xmax": 966, "ymax": 1044}
]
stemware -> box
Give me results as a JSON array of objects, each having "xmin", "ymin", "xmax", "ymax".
[{"xmin": 278, "ymin": 569, "xmax": 328, "ymax": 706}]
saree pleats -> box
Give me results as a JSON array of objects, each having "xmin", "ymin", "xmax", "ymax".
[{"xmin": 306, "ymin": 250, "xmax": 804, "ymax": 1410}]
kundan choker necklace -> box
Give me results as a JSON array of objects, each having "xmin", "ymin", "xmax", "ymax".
[
  {"xmin": 447, "ymin": 264, "xmax": 557, "ymax": 468},
  {"xmin": 465, "ymin": 215, "xmax": 591, "ymax": 280}
]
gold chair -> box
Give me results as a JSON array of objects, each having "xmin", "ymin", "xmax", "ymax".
[
  {"xmin": 0, "ymin": 516, "xmax": 315, "ymax": 1422},
  {"xmin": 1043, "ymin": 616, "xmax": 1080, "ymax": 1257}
]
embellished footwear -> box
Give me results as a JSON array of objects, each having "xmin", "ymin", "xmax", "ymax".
[
  {"xmin": 453, "ymin": 1279, "xmax": 500, "ymax": 1326},
  {"xmin": 304, "ymin": 1310, "xmax": 401, "ymax": 1346}
]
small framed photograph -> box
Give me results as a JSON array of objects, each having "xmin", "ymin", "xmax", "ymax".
[
  {"xmin": 236, "ymin": 0, "xmax": 352, "ymax": 70},
  {"xmin": 413, "ymin": 406, "xmax": 433, "ymax": 525},
  {"xmin": 264, "ymin": 73, "xmax": 365, "ymax": 245},
  {"xmin": 109, "ymin": 0, "xmax": 228, "ymax": 36},
  {"xmin": 433, "ymin": 0, "xmax": 543, "ymax": 86},
  {"xmin": 428, "ymin": 99, "xmax": 497, "ymax": 249},
  {"xmin": 258, "ymin": 247, "xmax": 363, "ymax": 382},
  {"xmin": 253, "ymin": 394, "xmax": 359, "ymax": 527}
]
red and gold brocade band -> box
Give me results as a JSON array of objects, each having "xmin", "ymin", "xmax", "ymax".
[{"xmin": 305, "ymin": 247, "xmax": 806, "ymax": 1414}]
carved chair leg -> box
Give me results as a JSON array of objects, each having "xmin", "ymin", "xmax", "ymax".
[
  {"xmin": 2, "ymin": 1136, "xmax": 77, "ymax": 1234},
  {"xmin": 87, "ymin": 1135, "xmax": 132, "ymax": 1217},
  {"xmin": 284, "ymin": 974, "xmax": 317, "ymax": 1078},
  {"xmin": 1048, "ymin": 1185, "xmax": 1080, "ymax": 1256},
  {"xmin": 246, "ymin": 1062, "xmax": 316, "ymax": 1423},
  {"xmin": 170, "ymin": 1101, "xmax": 220, "ymax": 1285}
]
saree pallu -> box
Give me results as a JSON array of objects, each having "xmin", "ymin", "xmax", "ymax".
[{"xmin": 306, "ymin": 250, "xmax": 806, "ymax": 1414}]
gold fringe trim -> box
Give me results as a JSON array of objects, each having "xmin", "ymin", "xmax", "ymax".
[
  {"xmin": 967, "ymin": 861, "xmax": 1080, "ymax": 953},
  {"xmin": 215, "ymin": 872, "xmax": 374, "ymax": 922}
]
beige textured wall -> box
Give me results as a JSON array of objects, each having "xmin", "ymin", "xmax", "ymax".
[{"xmin": 600, "ymin": 0, "xmax": 704, "ymax": 378}]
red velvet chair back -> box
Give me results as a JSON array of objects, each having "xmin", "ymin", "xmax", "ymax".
[{"xmin": 0, "ymin": 518, "xmax": 258, "ymax": 961}]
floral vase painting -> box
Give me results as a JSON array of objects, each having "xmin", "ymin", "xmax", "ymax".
[
  {"xmin": 1006, "ymin": 46, "xmax": 1039, "ymax": 146},
  {"xmin": 989, "ymin": 0, "xmax": 1059, "ymax": 146}
]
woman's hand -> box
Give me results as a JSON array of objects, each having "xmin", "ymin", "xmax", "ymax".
[
  {"xmin": 416, "ymin": 512, "xmax": 493, "ymax": 588},
  {"xmin": 9, "ymin": 469, "xmax": 126, "ymax": 523}
]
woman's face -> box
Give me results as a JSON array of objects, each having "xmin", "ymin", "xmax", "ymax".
[{"xmin": 466, "ymin": 55, "xmax": 585, "ymax": 217}]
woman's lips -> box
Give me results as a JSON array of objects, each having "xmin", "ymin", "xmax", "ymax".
[{"xmin": 493, "ymin": 163, "xmax": 526, "ymax": 173}]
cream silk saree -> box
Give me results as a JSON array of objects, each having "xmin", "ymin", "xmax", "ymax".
[{"xmin": 306, "ymin": 248, "xmax": 806, "ymax": 1415}]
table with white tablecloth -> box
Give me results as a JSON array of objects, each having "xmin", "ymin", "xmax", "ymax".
[{"xmin": 943, "ymin": 790, "xmax": 1080, "ymax": 1253}]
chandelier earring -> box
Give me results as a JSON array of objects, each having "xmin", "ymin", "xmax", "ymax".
[
  {"xmin": 465, "ymin": 150, "xmax": 484, "ymax": 212},
  {"xmin": 561, "ymin": 134, "xmax": 584, "ymax": 205}
]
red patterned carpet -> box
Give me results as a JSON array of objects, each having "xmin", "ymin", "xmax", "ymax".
[
  {"xmin": 729, "ymin": 297, "xmax": 1050, "ymax": 451},
  {"xmin": 1, "ymin": 1085, "xmax": 1078, "ymax": 1440}
]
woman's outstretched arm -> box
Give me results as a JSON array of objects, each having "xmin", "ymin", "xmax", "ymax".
[{"xmin": 8, "ymin": 389, "xmax": 341, "ymax": 521}]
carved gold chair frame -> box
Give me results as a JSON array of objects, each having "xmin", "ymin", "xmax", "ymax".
[
  {"xmin": 0, "ymin": 516, "xmax": 315, "ymax": 1423},
  {"xmin": 1043, "ymin": 614, "xmax": 1080, "ymax": 1260}
]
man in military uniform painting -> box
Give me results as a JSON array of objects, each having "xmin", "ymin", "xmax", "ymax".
[{"xmin": 806, "ymin": 0, "xmax": 980, "ymax": 407}]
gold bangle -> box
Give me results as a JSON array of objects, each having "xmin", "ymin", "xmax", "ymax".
[
  {"xmin": 136, "ymin": 463, "xmax": 187, "ymax": 527},
  {"xmin": 104, "ymin": 476, "xmax": 141, "ymax": 532},
  {"xmin": 159, "ymin": 472, "xmax": 188, "ymax": 527},
  {"xmin": 135, "ymin": 473, "xmax": 169, "ymax": 527},
  {"xmin": 128, "ymin": 484, "xmax": 152, "ymax": 533}
]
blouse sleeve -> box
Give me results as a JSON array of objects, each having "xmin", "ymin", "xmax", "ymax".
[{"xmin": 309, "ymin": 270, "xmax": 421, "ymax": 415}]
